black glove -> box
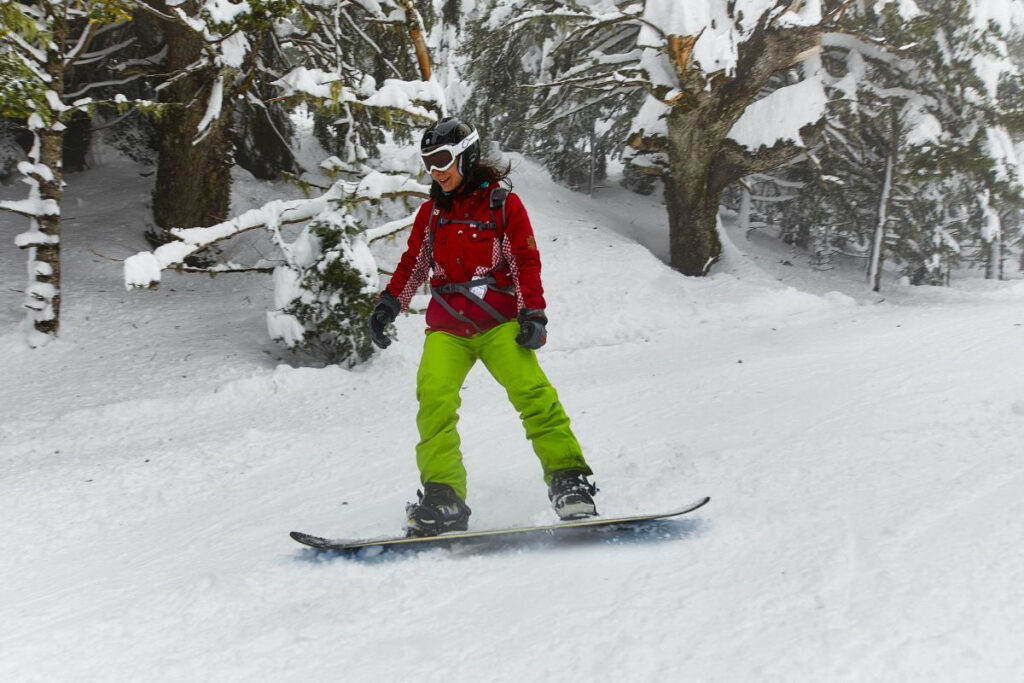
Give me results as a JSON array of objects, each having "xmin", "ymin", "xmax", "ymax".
[
  {"xmin": 368, "ymin": 292, "xmax": 400, "ymax": 349},
  {"xmin": 515, "ymin": 309, "xmax": 548, "ymax": 349}
]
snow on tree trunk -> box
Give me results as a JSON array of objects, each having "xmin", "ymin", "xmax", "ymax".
[
  {"xmin": 5, "ymin": 11, "xmax": 69, "ymax": 345},
  {"xmin": 24, "ymin": 126, "xmax": 65, "ymax": 341},
  {"xmin": 980, "ymin": 193, "xmax": 1002, "ymax": 280},
  {"xmin": 737, "ymin": 181, "xmax": 753, "ymax": 235}
]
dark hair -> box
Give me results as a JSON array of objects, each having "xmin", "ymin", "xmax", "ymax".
[{"xmin": 430, "ymin": 157, "xmax": 513, "ymax": 209}]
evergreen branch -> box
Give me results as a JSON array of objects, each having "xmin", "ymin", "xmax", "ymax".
[
  {"xmin": 125, "ymin": 176, "xmax": 428, "ymax": 287},
  {"xmin": 523, "ymin": 70, "xmax": 648, "ymax": 93},
  {"xmin": 340, "ymin": 7, "xmax": 403, "ymax": 79},
  {"xmin": 177, "ymin": 263, "xmax": 276, "ymax": 275},
  {"xmin": 63, "ymin": 73, "xmax": 149, "ymax": 99},
  {"xmin": 68, "ymin": 36, "xmax": 137, "ymax": 68},
  {"xmin": 533, "ymin": 90, "xmax": 631, "ymax": 127},
  {"xmin": 110, "ymin": 45, "xmax": 168, "ymax": 74},
  {"xmin": 63, "ymin": 16, "xmax": 98, "ymax": 64},
  {"xmin": 3, "ymin": 29, "xmax": 48, "ymax": 69},
  {"xmin": 155, "ymin": 57, "xmax": 216, "ymax": 95},
  {"xmin": 501, "ymin": 9, "xmax": 594, "ymax": 30}
]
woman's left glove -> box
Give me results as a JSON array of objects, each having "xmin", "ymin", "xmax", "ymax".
[
  {"xmin": 515, "ymin": 309, "xmax": 548, "ymax": 349},
  {"xmin": 368, "ymin": 292, "xmax": 400, "ymax": 349}
]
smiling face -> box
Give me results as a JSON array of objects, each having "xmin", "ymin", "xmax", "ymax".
[{"xmin": 431, "ymin": 158, "xmax": 464, "ymax": 193}]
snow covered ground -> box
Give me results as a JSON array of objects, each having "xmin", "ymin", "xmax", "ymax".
[{"xmin": 2, "ymin": 153, "xmax": 1024, "ymax": 682}]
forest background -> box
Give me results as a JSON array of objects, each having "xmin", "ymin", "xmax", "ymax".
[{"xmin": 2, "ymin": 0, "xmax": 1023, "ymax": 358}]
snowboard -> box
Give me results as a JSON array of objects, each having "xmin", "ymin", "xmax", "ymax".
[{"xmin": 290, "ymin": 496, "xmax": 710, "ymax": 552}]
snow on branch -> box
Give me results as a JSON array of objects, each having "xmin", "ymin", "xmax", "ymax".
[
  {"xmin": 124, "ymin": 189, "xmax": 343, "ymax": 288},
  {"xmin": 272, "ymin": 68, "xmax": 443, "ymax": 120},
  {"xmin": 2, "ymin": 198, "xmax": 60, "ymax": 221},
  {"xmin": 123, "ymin": 173, "xmax": 430, "ymax": 288}
]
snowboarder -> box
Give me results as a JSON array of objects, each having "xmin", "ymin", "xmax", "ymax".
[{"xmin": 368, "ymin": 117, "xmax": 597, "ymax": 537}]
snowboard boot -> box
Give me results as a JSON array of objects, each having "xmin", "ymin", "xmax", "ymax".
[
  {"xmin": 548, "ymin": 470, "xmax": 598, "ymax": 520},
  {"xmin": 405, "ymin": 482, "xmax": 472, "ymax": 537}
]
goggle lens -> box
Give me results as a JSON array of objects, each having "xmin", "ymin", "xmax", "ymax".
[{"xmin": 421, "ymin": 150, "xmax": 457, "ymax": 172}]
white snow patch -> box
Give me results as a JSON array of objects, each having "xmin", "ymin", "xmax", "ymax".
[{"xmin": 728, "ymin": 77, "xmax": 828, "ymax": 150}]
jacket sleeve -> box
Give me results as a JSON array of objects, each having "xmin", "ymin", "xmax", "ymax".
[
  {"xmin": 502, "ymin": 192, "xmax": 546, "ymax": 312},
  {"xmin": 385, "ymin": 202, "xmax": 434, "ymax": 312}
]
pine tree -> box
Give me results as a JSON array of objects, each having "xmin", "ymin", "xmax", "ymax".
[
  {"xmin": 0, "ymin": 0, "xmax": 138, "ymax": 345},
  {"xmin": 463, "ymin": 4, "xmax": 637, "ymax": 193},
  {"xmin": 774, "ymin": 0, "xmax": 1024, "ymax": 289},
  {"xmin": 474, "ymin": 1, "xmax": 849, "ymax": 276},
  {"xmin": 123, "ymin": 0, "xmax": 443, "ymax": 365}
]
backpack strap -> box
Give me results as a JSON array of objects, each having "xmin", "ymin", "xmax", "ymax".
[
  {"xmin": 489, "ymin": 186, "xmax": 509, "ymax": 246},
  {"xmin": 426, "ymin": 205, "xmax": 442, "ymax": 270}
]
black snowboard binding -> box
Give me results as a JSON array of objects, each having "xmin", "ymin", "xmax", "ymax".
[
  {"xmin": 405, "ymin": 483, "xmax": 472, "ymax": 537},
  {"xmin": 548, "ymin": 470, "xmax": 598, "ymax": 520}
]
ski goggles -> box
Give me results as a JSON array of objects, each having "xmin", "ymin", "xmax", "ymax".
[{"xmin": 421, "ymin": 130, "xmax": 479, "ymax": 173}]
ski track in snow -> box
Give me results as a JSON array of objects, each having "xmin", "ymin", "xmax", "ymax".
[{"xmin": 2, "ymin": 155, "xmax": 1024, "ymax": 681}]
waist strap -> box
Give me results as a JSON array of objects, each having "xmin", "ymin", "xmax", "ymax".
[{"xmin": 431, "ymin": 276, "xmax": 514, "ymax": 333}]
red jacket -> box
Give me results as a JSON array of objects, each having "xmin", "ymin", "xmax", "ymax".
[{"xmin": 386, "ymin": 182, "xmax": 545, "ymax": 337}]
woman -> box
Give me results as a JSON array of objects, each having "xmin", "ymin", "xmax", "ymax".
[{"xmin": 368, "ymin": 117, "xmax": 597, "ymax": 537}]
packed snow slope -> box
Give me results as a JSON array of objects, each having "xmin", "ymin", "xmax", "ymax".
[{"xmin": 2, "ymin": 154, "xmax": 1024, "ymax": 682}]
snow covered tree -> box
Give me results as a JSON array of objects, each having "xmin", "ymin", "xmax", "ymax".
[
  {"xmin": 462, "ymin": 5, "xmax": 638, "ymax": 193},
  {"xmin": 127, "ymin": 0, "xmax": 297, "ymax": 236},
  {"xmin": 264, "ymin": 173, "xmax": 430, "ymax": 366},
  {"xmin": 0, "ymin": 0, "xmax": 141, "ymax": 345},
  {"xmin": 123, "ymin": 0, "xmax": 444, "ymax": 365},
  {"xmin": 713, "ymin": 1, "xmax": 1024, "ymax": 288},
  {"xmin": 486, "ymin": 0, "xmax": 844, "ymax": 276},
  {"xmin": 767, "ymin": 0, "xmax": 1024, "ymax": 289}
]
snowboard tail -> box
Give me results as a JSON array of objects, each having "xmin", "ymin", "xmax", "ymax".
[{"xmin": 290, "ymin": 496, "xmax": 710, "ymax": 552}]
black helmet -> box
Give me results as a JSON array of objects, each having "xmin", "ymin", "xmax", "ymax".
[{"xmin": 420, "ymin": 117, "xmax": 480, "ymax": 177}]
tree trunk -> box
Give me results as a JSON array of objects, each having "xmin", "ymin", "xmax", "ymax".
[
  {"xmin": 663, "ymin": 107, "xmax": 724, "ymax": 276},
  {"xmin": 398, "ymin": 0, "xmax": 432, "ymax": 81},
  {"xmin": 658, "ymin": 20, "xmax": 820, "ymax": 277},
  {"xmin": 869, "ymin": 111, "xmax": 899, "ymax": 292},
  {"xmin": 151, "ymin": 2, "xmax": 233, "ymax": 230},
  {"xmin": 31, "ymin": 127, "xmax": 64, "ymax": 337},
  {"xmin": 985, "ymin": 223, "xmax": 1002, "ymax": 280},
  {"xmin": 21, "ymin": 15, "xmax": 67, "ymax": 341}
]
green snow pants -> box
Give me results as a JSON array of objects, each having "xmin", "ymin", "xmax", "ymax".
[{"xmin": 415, "ymin": 321, "xmax": 591, "ymax": 501}]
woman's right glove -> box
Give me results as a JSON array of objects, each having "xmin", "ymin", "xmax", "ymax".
[{"xmin": 368, "ymin": 292, "xmax": 400, "ymax": 349}]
